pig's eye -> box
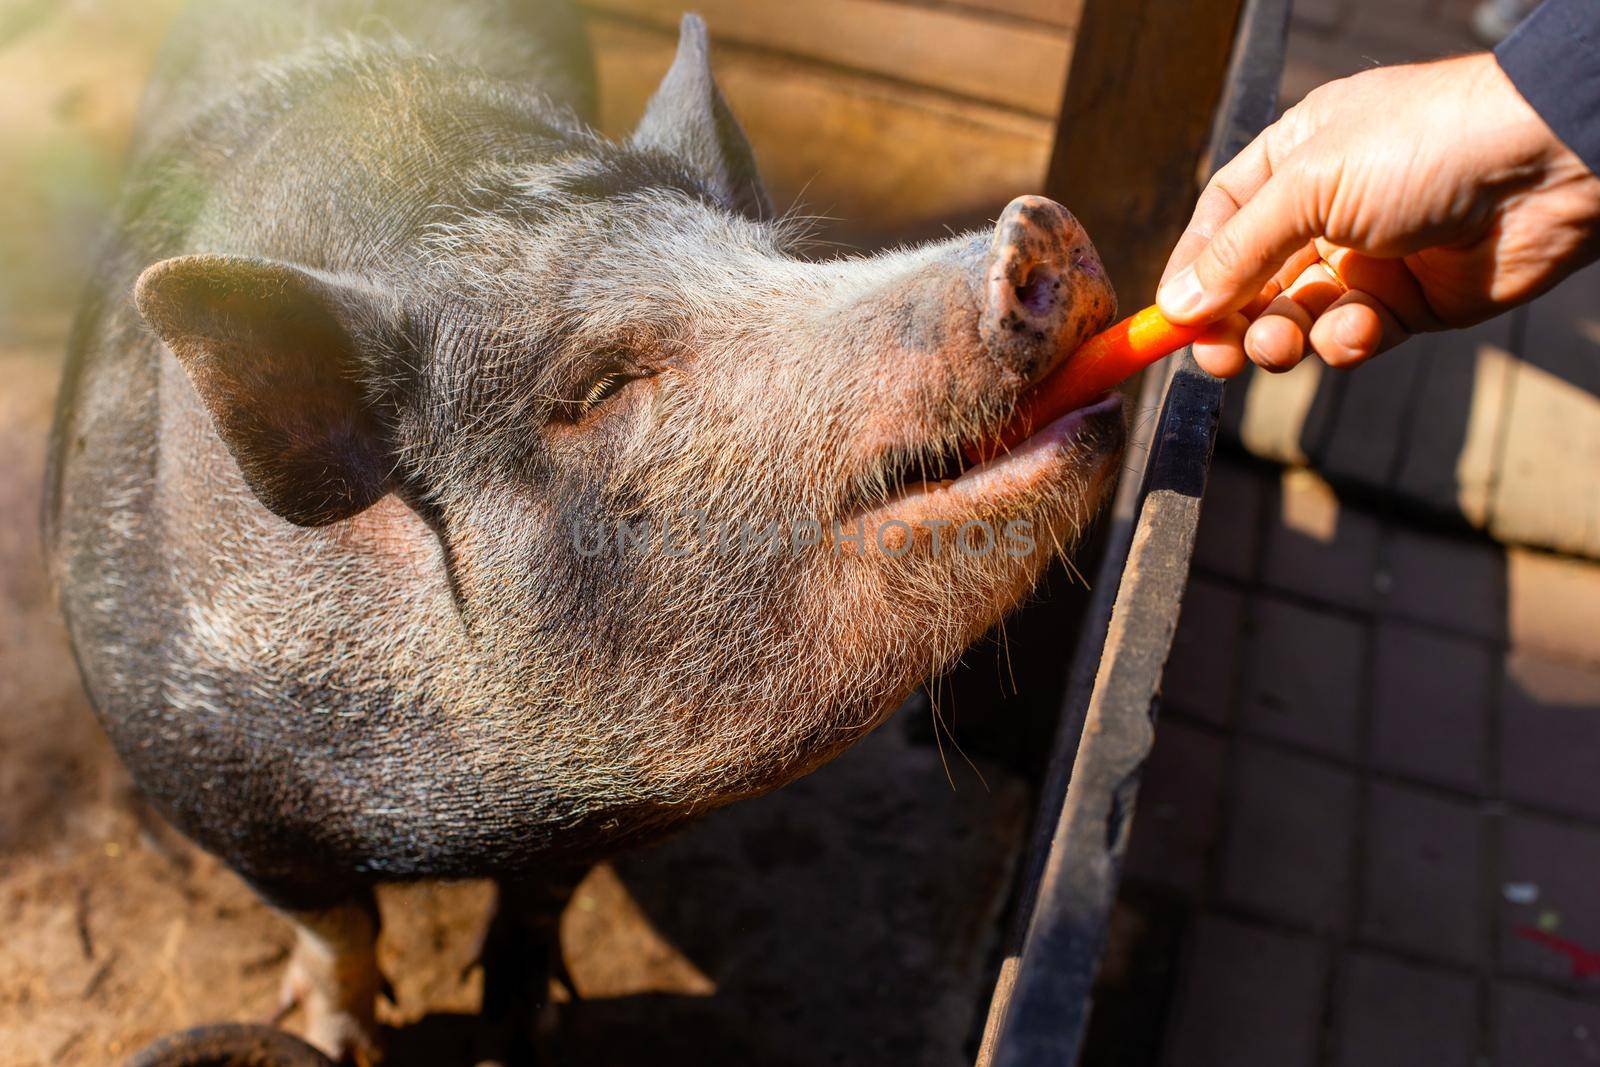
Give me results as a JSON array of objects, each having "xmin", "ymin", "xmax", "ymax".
[
  {"xmin": 583, "ymin": 371, "xmax": 630, "ymax": 408},
  {"xmin": 555, "ymin": 358, "xmax": 653, "ymax": 424},
  {"xmin": 575, "ymin": 368, "xmax": 645, "ymax": 415}
]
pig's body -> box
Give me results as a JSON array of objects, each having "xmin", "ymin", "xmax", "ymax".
[
  {"xmin": 49, "ymin": 0, "xmax": 620, "ymax": 907},
  {"xmin": 48, "ymin": 1, "xmax": 1123, "ymax": 1059}
]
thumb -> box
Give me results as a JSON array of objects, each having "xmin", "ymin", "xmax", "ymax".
[{"xmin": 1157, "ymin": 163, "xmax": 1323, "ymax": 325}]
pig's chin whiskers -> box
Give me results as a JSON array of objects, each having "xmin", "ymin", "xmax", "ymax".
[
  {"xmin": 921, "ymin": 671, "xmax": 954, "ymax": 791},
  {"xmin": 928, "ymin": 683, "xmax": 957, "ymax": 793},
  {"xmin": 996, "ymin": 615, "xmax": 1019, "ymax": 698},
  {"xmin": 926, "ymin": 678, "xmax": 988, "ymax": 795},
  {"xmin": 1059, "ymin": 550, "xmax": 1088, "ymax": 590}
]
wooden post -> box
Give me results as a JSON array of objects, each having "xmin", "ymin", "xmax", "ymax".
[{"xmin": 1045, "ymin": 0, "xmax": 1249, "ymax": 305}]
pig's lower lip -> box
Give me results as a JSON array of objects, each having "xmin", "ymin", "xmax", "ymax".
[{"xmin": 854, "ymin": 392, "xmax": 1124, "ymax": 527}]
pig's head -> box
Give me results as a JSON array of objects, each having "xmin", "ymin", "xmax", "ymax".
[{"xmin": 134, "ymin": 16, "xmax": 1123, "ymax": 831}]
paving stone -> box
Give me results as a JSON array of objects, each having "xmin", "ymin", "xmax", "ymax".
[
  {"xmin": 1343, "ymin": 5, "xmax": 1479, "ymax": 59},
  {"xmin": 1279, "ymin": 52, "xmax": 1344, "ymax": 109},
  {"xmin": 1275, "ymin": 22, "xmax": 1422, "ymax": 107},
  {"xmin": 1219, "ymin": 364, "xmax": 1250, "ymax": 442},
  {"xmin": 1232, "ymin": 359, "xmax": 1329, "ymax": 466},
  {"xmin": 1163, "ymin": 915, "xmax": 1328, "ymax": 1067},
  {"xmin": 1319, "ymin": 335, "xmax": 1427, "ymax": 494},
  {"xmin": 1491, "ymin": 361, "xmax": 1600, "ymax": 560},
  {"xmin": 1501, "ymin": 652, "xmax": 1600, "ymax": 822},
  {"xmin": 1359, "ymin": 783, "xmax": 1485, "ymax": 967},
  {"xmin": 1220, "ymin": 741, "xmax": 1358, "ymax": 933},
  {"xmin": 1289, "ymin": 0, "xmax": 1348, "ymax": 35},
  {"xmin": 1239, "ymin": 595, "xmax": 1367, "ymax": 758},
  {"xmin": 1495, "ymin": 982, "xmax": 1600, "ymax": 1066},
  {"xmin": 1194, "ymin": 457, "xmax": 1267, "ymax": 583},
  {"xmin": 1164, "ymin": 578, "xmax": 1245, "ymax": 726},
  {"xmin": 1507, "ymin": 548, "xmax": 1600, "ymax": 668},
  {"xmin": 1369, "ymin": 621, "xmax": 1492, "ymax": 794},
  {"xmin": 1394, "ymin": 315, "xmax": 1517, "ymax": 529},
  {"xmin": 1262, "ymin": 468, "xmax": 1383, "ymax": 612},
  {"xmin": 1333, "ymin": 951, "xmax": 1478, "ymax": 1067},
  {"xmin": 1124, "ymin": 721, "xmax": 1227, "ymax": 897},
  {"xmin": 1521, "ymin": 262, "xmax": 1600, "ymax": 378},
  {"xmin": 1379, "ymin": 525, "xmax": 1504, "ymax": 641},
  {"xmin": 1433, "ymin": 0, "xmax": 1501, "ymax": 33},
  {"xmin": 1491, "ymin": 265, "xmax": 1600, "ymax": 559},
  {"xmin": 1498, "ymin": 814, "xmax": 1600, "ymax": 984}
]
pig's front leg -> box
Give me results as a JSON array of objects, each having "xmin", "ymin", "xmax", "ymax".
[
  {"xmin": 276, "ymin": 894, "xmax": 384, "ymax": 1065},
  {"xmin": 474, "ymin": 871, "xmax": 586, "ymax": 1067}
]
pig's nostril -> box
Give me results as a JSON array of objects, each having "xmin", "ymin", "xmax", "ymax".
[{"xmin": 1015, "ymin": 266, "xmax": 1057, "ymax": 316}]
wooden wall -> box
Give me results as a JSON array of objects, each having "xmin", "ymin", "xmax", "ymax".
[{"xmin": 582, "ymin": 0, "xmax": 1083, "ymax": 247}]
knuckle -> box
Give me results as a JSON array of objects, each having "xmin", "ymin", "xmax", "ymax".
[{"xmin": 1202, "ymin": 222, "xmax": 1255, "ymax": 279}]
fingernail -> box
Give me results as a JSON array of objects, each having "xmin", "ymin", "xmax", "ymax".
[{"xmin": 1157, "ymin": 266, "xmax": 1205, "ymax": 319}]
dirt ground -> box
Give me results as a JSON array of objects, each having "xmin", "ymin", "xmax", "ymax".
[{"xmin": 0, "ymin": 5, "xmax": 1042, "ymax": 1065}]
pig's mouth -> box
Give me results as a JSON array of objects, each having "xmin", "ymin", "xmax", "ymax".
[
  {"xmin": 834, "ymin": 194, "xmax": 1124, "ymax": 542},
  {"xmin": 847, "ymin": 391, "xmax": 1124, "ymax": 532}
]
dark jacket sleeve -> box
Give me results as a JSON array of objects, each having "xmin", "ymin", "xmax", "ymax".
[{"xmin": 1495, "ymin": 0, "xmax": 1600, "ymax": 176}]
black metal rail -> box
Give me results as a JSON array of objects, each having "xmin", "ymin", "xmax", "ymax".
[{"xmin": 975, "ymin": 0, "xmax": 1290, "ymax": 1062}]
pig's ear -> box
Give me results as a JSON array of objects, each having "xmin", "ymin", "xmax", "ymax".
[
  {"xmin": 135, "ymin": 254, "xmax": 397, "ymax": 528},
  {"xmin": 631, "ymin": 13, "xmax": 771, "ymax": 220}
]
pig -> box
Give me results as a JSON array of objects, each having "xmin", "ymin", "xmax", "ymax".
[{"xmin": 44, "ymin": 0, "xmax": 1123, "ymax": 1062}]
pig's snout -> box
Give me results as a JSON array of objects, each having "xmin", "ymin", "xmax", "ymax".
[{"xmin": 979, "ymin": 195, "xmax": 1114, "ymax": 382}]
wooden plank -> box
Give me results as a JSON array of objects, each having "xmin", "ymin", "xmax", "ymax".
[
  {"xmin": 590, "ymin": 17, "xmax": 1053, "ymax": 247},
  {"xmin": 935, "ymin": 0, "xmax": 1083, "ymax": 29},
  {"xmin": 1491, "ymin": 264, "xmax": 1600, "ymax": 558},
  {"xmin": 0, "ymin": 0, "xmax": 183, "ymax": 329},
  {"xmin": 1044, "ymin": 0, "xmax": 1249, "ymax": 303},
  {"xmin": 584, "ymin": 0, "xmax": 1074, "ymax": 116}
]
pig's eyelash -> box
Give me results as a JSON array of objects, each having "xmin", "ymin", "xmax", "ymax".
[{"xmin": 580, "ymin": 369, "xmax": 648, "ymax": 412}]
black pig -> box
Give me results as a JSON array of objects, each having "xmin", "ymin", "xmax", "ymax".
[{"xmin": 46, "ymin": 1, "xmax": 1123, "ymax": 1060}]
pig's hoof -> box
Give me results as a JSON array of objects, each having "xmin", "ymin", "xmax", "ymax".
[{"xmin": 277, "ymin": 949, "xmax": 385, "ymax": 1065}]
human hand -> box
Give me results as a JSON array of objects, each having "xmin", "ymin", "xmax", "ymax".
[{"xmin": 1157, "ymin": 52, "xmax": 1600, "ymax": 377}]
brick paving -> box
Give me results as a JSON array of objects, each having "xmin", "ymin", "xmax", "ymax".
[
  {"xmin": 1122, "ymin": 455, "xmax": 1600, "ymax": 1066},
  {"xmin": 1332, "ymin": 951, "xmax": 1478, "ymax": 1067},
  {"xmin": 1162, "ymin": 915, "xmax": 1330, "ymax": 1067},
  {"xmin": 1107, "ymin": 3, "xmax": 1600, "ymax": 1064}
]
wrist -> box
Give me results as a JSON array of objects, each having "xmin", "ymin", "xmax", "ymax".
[
  {"xmin": 1465, "ymin": 51, "xmax": 1597, "ymax": 198},
  {"xmin": 1456, "ymin": 53, "xmax": 1560, "ymax": 181}
]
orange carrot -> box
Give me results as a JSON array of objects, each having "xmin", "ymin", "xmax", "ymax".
[{"xmin": 978, "ymin": 305, "xmax": 1202, "ymax": 457}]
